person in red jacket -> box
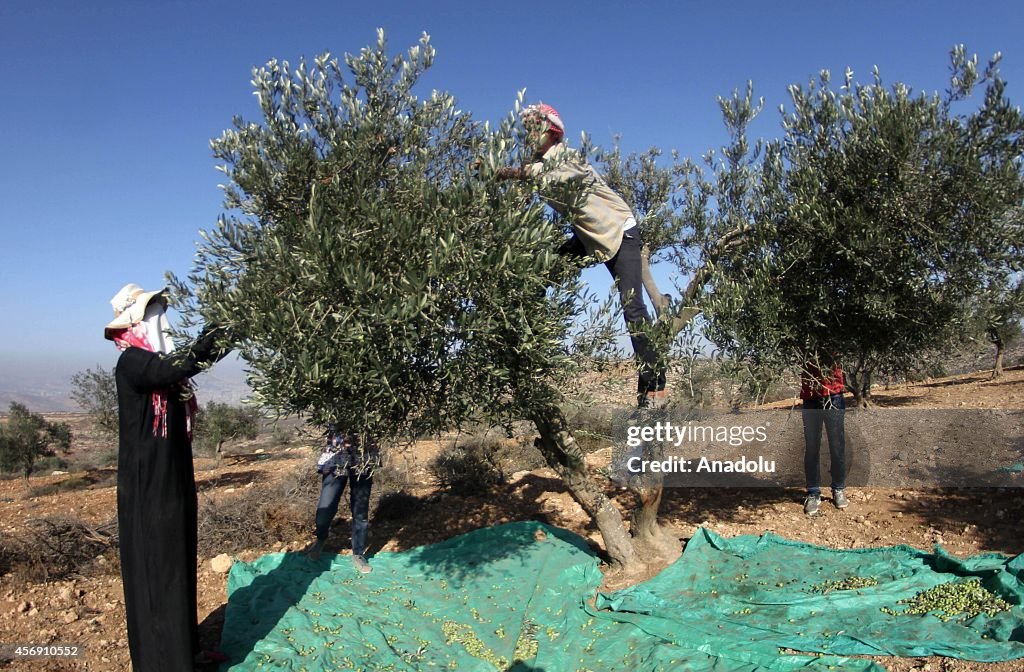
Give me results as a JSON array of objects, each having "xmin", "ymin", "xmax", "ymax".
[{"xmin": 800, "ymin": 358, "xmax": 849, "ymax": 515}]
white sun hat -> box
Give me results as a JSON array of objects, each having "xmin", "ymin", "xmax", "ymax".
[{"xmin": 104, "ymin": 283, "xmax": 168, "ymax": 340}]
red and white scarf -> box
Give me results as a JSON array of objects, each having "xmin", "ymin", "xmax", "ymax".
[{"xmin": 111, "ymin": 310, "xmax": 198, "ymax": 439}]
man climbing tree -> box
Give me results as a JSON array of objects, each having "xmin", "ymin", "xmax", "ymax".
[
  {"xmin": 172, "ymin": 30, "xmax": 759, "ymax": 569},
  {"xmin": 496, "ymin": 103, "xmax": 667, "ymax": 408}
]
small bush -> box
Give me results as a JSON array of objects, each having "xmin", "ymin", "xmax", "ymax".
[
  {"xmin": 0, "ymin": 516, "xmax": 118, "ymax": 583},
  {"xmin": 566, "ymin": 406, "xmax": 616, "ymax": 453},
  {"xmin": 428, "ymin": 439, "xmax": 505, "ymax": 495},
  {"xmin": 197, "ymin": 464, "xmax": 319, "ymax": 555},
  {"xmin": 32, "ymin": 455, "xmax": 70, "ymax": 474},
  {"xmin": 902, "ymin": 367, "xmax": 931, "ymax": 384},
  {"xmin": 70, "ymin": 365, "xmax": 118, "ymax": 438},
  {"xmin": 27, "ymin": 474, "xmax": 98, "ymax": 498},
  {"xmin": 270, "ymin": 423, "xmax": 294, "ymax": 446},
  {"xmin": 370, "ymin": 457, "xmax": 409, "ymax": 493},
  {"xmin": 493, "ymin": 436, "xmax": 547, "ymax": 473},
  {"xmin": 194, "ymin": 402, "xmax": 261, "ymax": 456},
  {"xmin": 70, "ymin": 448, "xmax": 119, "ymax": 472},
  {"xmin": 673, "ymin": 359, "xmax": 722, "ymax": 408},
  {"xmin": 0, "ymin": 403, "xmax": 72, "ymax": 479}
]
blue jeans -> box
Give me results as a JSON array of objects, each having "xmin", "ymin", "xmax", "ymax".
[
  {"xmin": 802, "ymin": 394, "xmax": 846, "ymax": 496},
  {"xmin": 315, "ymin": 466, "xmax": 372, "ymax": 555}
]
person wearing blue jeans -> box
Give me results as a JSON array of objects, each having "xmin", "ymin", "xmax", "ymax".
[
  {"xmin": 801, "ymin": 361, "xmax": 849, "ymax": 515},
  {"xmin": 307, "ymin": 428, "xmax": 376, "ymax": 573}
]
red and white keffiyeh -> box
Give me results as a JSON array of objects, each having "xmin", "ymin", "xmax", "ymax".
[
  {"xmin": 521, "ymin": 103, "xmax": 565, "ymax": 138},
  {"xmin": 111, "ymin": 304, "xmax": 198, "ymax": 439}
]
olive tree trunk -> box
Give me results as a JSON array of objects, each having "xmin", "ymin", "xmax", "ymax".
[
  {"xmin": 992, "ymin": 338, "xmax": 1005, "ymax": 380},
  {"xmin": 846, "ymin": 369, "xmax": 873, "ymax": 408},
  {"xmin": 640, "ymin": 243, "xmax": 670, "ymax": 317},
  {"xmin": 521, "ymin": 228, "xmax": 750, "ymax": 568},
  {"xmin": 630, "ymin": 485, "xmax": 664, "ymax": 540},
  {"xmin": 530, "ymin": 404, "xmax": 636, "ymax": 568},
  {"xmin": 627, "ymin": 229, "xmax": 747, "ymax": 552}
]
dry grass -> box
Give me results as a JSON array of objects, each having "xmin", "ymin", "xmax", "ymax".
[
  {"xmin": 0, "ymin": 516, "xmax": 118, "ymax": 583},
  {"xmin": 197, "ymin": 463, "xmax": 320, "ymax": 556}
]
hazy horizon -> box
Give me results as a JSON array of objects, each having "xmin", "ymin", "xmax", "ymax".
[{"xmin": 0, "ymin": 352, "xmax": 251, "ymax": 413}]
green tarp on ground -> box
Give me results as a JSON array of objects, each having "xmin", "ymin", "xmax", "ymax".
[
  {"xmin": 219, "ymin": 522, "xmax": 1024, "ymax": 671},
  {"xmin": 598, "ymin": 529, "xmax": 1024, "ymax": 663}
]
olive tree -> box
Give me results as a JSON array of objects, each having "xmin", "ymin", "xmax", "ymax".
[
  {"xmin": 970, "ymin": 276, "xmax": 1024, "ymax": 378},
  {"xmin": 0, "ymin": 402, "xmax": 72, "ymax": 481},
  {"xmin": 70, "ymin": 365, "xmax": 118, "ymax": 439},
  {"xmin": 693, "ymin": 48, "xmax": 1024, "ymax": 405},
  {"xmin": 194, "ymin": 401, "xmax": 261, "ymax": 458},
  {"xmin": 171, "ymin": 31, "xmax": 646, "ymax": 566},
  {"xmin": 587, "ymin": 138, "xmax": 751, "ymax": 548}
]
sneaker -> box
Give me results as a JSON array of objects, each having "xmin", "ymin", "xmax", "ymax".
[
  {"xmin": 305, "ymin": 539, "xmax": 325, "ymax": 562},
  {"xmin": 352, "ymin": 554, "xmax": 372, "ymax": 574},
  {"xmin": 637, "ymin": 389, "xmax": 668, "ymax": 410},
  {"xmin": 833, "ymin": 489, "xmax": 849, "ymax": 510},
  {"xmin": 803, "ymin": 494, "xmax": 821, "ymax": 516}
]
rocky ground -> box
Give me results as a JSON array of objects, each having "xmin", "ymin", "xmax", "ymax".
[{"xmin": 1, "ymin": 366, "xmax": 1022, "ymax": 671}]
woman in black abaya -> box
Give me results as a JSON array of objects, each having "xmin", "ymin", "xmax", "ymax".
[{"xmin": 104, "ymin": 284, "xmax": 230, "ymax": 671}]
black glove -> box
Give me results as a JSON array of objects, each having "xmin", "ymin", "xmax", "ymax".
[{"xmin": 193, "ymin": 324, "xmax": 233, "ymax": 362}]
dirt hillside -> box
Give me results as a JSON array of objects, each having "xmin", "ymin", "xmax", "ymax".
[{"xmin": 1, "ymin": 366, "xmax": 1023, "ymax": 671}]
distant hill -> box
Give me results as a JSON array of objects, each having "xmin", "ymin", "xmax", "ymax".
[
  {"xmin": 3, "ymin": 341, "xmax": 1018, "ymax": 415},
  {"xmin": 0, "ymin": 353, "xmax": 251, "ymax": 414}
]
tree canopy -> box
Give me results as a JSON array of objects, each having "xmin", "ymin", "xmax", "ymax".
[
  {"xmin": 690, "ymin": 48, "xmax": 1024, "ymax": 401},
  {"xmin": 171, "ymin": 31, "xmax": 599, "ymax": 440},
  {"xmin": 171, "ymin": 34, "xmax": 1023, "ymax": 566}
]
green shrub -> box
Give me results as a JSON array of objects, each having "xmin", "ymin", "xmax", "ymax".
[
  {"xmin": 194, "ymin": 402, "xmax": 261, "ymax": 456},
  {"xmin": 70, "ymin": 365, "xmax": 118, "ymax": 438},
  {"xmin": 428, "ymin": 439, "xmax": 505, "ymax": 495},
  {"xmin": 0, "ymin": 403, "xmax": 72, "ymax": 480}
]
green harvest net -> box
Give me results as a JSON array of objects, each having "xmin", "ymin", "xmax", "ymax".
[{"xmin": 219, "ymin": 522, "xmax": 1024, "ymax": 671}]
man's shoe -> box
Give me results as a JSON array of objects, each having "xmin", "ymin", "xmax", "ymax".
[
  {"xmin": 305, "ymin": 539, "xmax": 325, "ymax": 562},
  {"xmin": 833, "ymin": 489, "xmax": 849, "ymax": 510},
  {"xmin": 803, "ymin": 494, "xmax": 821, "ymax": 516},
  {"xmin": 638, "ymin": 389, "xmax": 668, "ymax": 410},
  {"xmin": 352, "ymin": 554, "xmax": 372, "ymax": 574}
]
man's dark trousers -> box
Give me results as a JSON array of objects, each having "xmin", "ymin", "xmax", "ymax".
[{"xmin": 558, "ymin": 229, "xmax": 664, "ymax": 395}]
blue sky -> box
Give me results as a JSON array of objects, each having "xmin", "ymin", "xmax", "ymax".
[{"xmin": 1, "ymin": 0, "xmax": 1022, "ymax": 385}]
